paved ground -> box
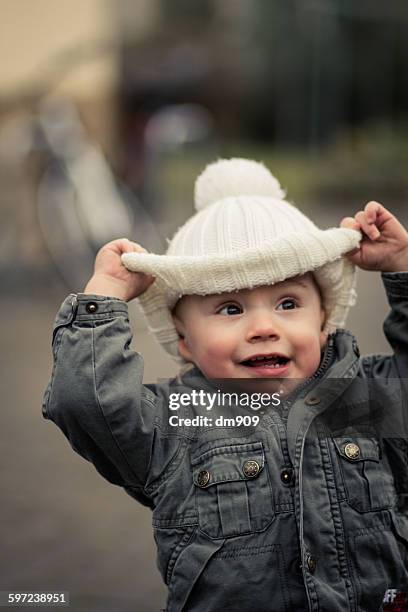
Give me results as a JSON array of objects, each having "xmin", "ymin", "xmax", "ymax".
[{"xmin": 0, "ymin": 241, "xmax": 398, "ymax": 611}]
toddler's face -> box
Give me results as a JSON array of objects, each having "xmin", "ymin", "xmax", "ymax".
[{"xmin": 173, "ymin": 274, "xmax": 327, "ymax": 386}]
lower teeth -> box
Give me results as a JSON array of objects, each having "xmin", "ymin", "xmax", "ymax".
[{"xmin": 257, "ymin": 362, "xmax": 284, "ymax": 368}]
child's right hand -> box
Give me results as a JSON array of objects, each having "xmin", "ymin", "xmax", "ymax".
[{"xmin": 83, "ymin": 238, "xmax": 154, "ymax": 302}]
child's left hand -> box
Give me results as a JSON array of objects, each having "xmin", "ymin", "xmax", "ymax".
[{"xmin": 340, "ymin": 201, "xmax": 408, "ymax": 272}]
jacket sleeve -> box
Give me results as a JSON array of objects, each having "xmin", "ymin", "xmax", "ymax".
[
  {"xmin": 42, "ymin": 293, "xmax": 179, "ymax": 507},
  {"xmin": 362, "ymin": 272, "xmax": 408, "ymax": 378}
]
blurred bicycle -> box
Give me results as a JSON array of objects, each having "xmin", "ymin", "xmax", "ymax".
[{"xmin": 0, "ymin": 98, "xmax": 213, "ymax": 291}]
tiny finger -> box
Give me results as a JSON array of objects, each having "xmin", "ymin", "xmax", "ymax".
[
  {"xmin": 340, "ymin": 217, "xmax": 360, "ymax": 231},
  {"xmin": 364, "ymin": 201, "xmax": 382, "ymax": 223},
  {"xmin": 121, "ymin": 239, "xmax": 148, "ymax": 254},
  {"xmin": 355, "ymin": 210, "xmax": 381, "ymax": 240}
]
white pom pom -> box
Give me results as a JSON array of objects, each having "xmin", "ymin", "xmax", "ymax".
[{"xmin": 194, "ymin": 158, "xmax": 285, "ymax": 211}]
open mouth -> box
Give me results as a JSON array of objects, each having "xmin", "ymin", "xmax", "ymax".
[{"xmin": 240, "ymin": 354, "xmax": 290, "ymax": 369}]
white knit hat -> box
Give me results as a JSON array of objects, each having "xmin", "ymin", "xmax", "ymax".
[{"xmin": 122, "ymin": 158, "xmax": 361, "ymax": 361}]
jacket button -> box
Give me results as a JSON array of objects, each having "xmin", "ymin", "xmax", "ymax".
[
  {"xmin": 86, "ymin": 301, "xmax": 98, "ymax": 313},
  {"xmin": 280, "ymin": 468, "xmax": 295, "ymax": 485},
  {"xmin": 196, "ymin": 470, "xmax": 211, "ymax": 487},
  {"xmin": 306, "ymin": 554, "xmax": 317, "ymax": 573},
  {"xmin": 305, "ymin": 395, "xmax": 320, "ymax": 405},
  {"xmin": 344, "ymin": 442, "xmax": 360, "ymax": 460},
  {"xmin": 243, "ymin": 460, "xmax": 260, "ymax": 478}
]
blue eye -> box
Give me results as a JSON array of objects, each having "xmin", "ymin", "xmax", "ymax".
[
  {"xmin": 218, "ymin": 304, "xmax": 243, "ymax": 315},
  {"xmin": 277, "ymin": 298, "xmax": 297, "ymax": 310}
]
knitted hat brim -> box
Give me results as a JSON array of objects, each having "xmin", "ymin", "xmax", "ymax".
[{"xmin": 122, "ymin": 226, "xmax": 361, "ymax": 361}]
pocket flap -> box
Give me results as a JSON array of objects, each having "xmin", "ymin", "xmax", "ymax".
[
  {"xmin": 333, "ymin": 436, "xmax": 380, "ymax": 462},
  {"xmin": 192, "ymin": 442, "xmax": 265, "ymax": 487}
]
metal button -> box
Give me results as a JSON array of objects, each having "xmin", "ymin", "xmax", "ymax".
[
  {"xmin": 305, "ymin": 396, "xmax": 320, "ymax": 405},
  {"xmin": 86, "ymin": 301, "xmax": 98, "ymax": 314},
  {"xmin": 243, "ymin": 460, "xmax": 260, "ymax": 478},
  {"xmin": 280, "ymin": 468, "xmax": 294, "ymax": 485},
  {"xmin": 306, "ymin": 554, "xmax": 317, "ymax": 573},
  {"xmin": 196, "ymin": 470, "xmax": 211, "ymax": 487},
  {"xmin": 344, "ymin": 442, "xmax": 360, "ymax": 460}
]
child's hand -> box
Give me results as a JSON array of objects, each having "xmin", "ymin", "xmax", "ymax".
[
  {"xmin": 340, "ymin": 202, "xmax": 408, "ymax": 272},
  {"xmin": 83, "ymin": 238, "xmax": 154, "ymax": 302}
]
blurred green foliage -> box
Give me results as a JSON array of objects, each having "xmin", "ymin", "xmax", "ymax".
[{"xmin": 158, "ymin": 117, "xmax": 408, "ymax": 231}]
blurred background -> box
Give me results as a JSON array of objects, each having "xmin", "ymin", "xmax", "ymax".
[{"xmin": 1, "ymin": 1, "xmax": 408, "ymax": 610}]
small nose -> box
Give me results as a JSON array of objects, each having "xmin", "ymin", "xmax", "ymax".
[{"xmin": 246, "ymin": 309, "xmax": 280, "ymax": 343}]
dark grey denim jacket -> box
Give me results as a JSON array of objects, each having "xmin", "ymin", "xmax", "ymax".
[{"xmin": 43, "ymin": 273, "xmax": 408, "ymax": 612}]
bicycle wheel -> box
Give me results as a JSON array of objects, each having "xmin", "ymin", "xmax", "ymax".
[{"xmin": 37, "ymin": 160, "xmax": 97, "ymax": 291}]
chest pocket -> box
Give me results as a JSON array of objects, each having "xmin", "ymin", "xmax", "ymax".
[
  {"xmin": 192, "ymin": 441, "xmax": 274, "ymax": 539},
  {"xmin": 334, "ymin": 436, "xmax": 396, "ymax": 513}
]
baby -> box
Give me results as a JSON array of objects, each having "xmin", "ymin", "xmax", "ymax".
[{"xmin": 44, "ymin": 159, "xmax": 408, "ymax": 611}]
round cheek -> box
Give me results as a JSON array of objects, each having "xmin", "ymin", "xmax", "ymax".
[
  {"xmin": 292, "ymin": 333, "xmax": 323, "ymax": 376},
  {"xmin": 200, "ymin": 343, "xmax": 228, "ymax": 364},
  {"xmin": 197, "ymin": 340, "xmax": 234, "ymax": 375},
  {"xmin": 309, "ymin": 345, "xmax": 323, "ymax": 370}
]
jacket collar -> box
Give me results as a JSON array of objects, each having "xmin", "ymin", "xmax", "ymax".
[{"xmin": 286, "ymin": 330, "xmax": 361, "ymax": 466}]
